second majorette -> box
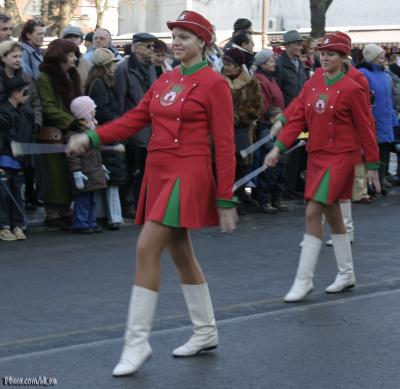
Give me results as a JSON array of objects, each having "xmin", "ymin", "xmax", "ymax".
[
  {"xmin": 66, "ymin": 10, "xmax": 238, "ymax": 376},
  {"xmin": 265, "ymin": 32, "xmax": 380, "ymax": 302}
]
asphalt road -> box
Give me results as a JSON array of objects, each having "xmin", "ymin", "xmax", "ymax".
[{"xmin": 0, "ymin": 189, "xmax": 399, "ymax": 389}]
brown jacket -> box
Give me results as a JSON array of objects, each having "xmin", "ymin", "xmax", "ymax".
[
  {"xmin": 223, "ymin": 71, "xmax": 262, "ymax": 164},
  {"xmin": 65, "ymin": 127, "xmax": 107, "ymax": 195}
]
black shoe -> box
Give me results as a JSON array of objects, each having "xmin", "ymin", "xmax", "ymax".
[
  {"xmin": 45, "ymin": 218, "xmax": 70, "ymax": 230},
  {"xmin": 72, "ymin": 227, "xmax": 93, "ymax": 234},
  {"xmin": 29, "ymin": 198, "xmax": 44, "ymax": 207},
  {"xmin": 25, "ymin": 203, "xmax": 37, "ymax": 211},
  {"xmin": 272, "ymin": 200, "xmax": 289, "ymax": 211},
  {"xmin": 261, "ymin": 203, "xmax": 278, "ymax": 214},
  {"xmin": 92, "ymin": 225, "xmax": 103, "ymax": 233},
  {"xmin": 107, "ymin": 223, "xmax": 122, "ymax": 230}
]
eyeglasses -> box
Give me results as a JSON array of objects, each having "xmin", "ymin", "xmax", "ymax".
[{"xmin": 22, "ymin": 89, "xmax": 29, "ymax": 97}]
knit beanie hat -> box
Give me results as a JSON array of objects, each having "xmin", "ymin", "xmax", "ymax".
[
  {"xmin": 233, "ymin": 18, "xmax": 252, "ymax": 32},
  {"xmin": 363, "ymin": 43, "xmax": 384, "ymax": 63},
  {"xmin": 223, "ymin": 48, "xmax": 246, "ymax": 66},
  {"xmin": 92, "ymin": 48, "xmax": 115, "ymax": 66},
  {"xmin": 70, "ymin": 96, "xmax": 96, "ymax": 122},
  {"xmin": 254, "ymin": 49, "xmax": 274, "ymax": 66}
]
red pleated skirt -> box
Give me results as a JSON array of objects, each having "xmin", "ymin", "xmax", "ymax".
[
  {"xmin": 305, "ymin": 150, "xmax": 356, "ymax": 204},
  {"xmin": 135, "ymin": 151, "xmax": 219, "ymax": 228}
]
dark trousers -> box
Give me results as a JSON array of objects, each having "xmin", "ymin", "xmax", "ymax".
[
  {"xmin": 378, "ymin": 143, "xmax": 391, "ymax": 182},
  {"xmin": 72, "ymin": 191, "xmax": 96, "ymax": 229},
  {"xmin": 258, "ymin": 161, "xmax": 286, "ymax": 205},
  {"xmin": 0, "ymin": 168, "xmax": 26, "ymax": 229},
  {"xmin": 283, "ymin": 142, "xmax": 307, "ymax": 195},
  {"xmin": 24, "ymin": 166, "xmax": 40, "ymax": 203},
  {"xmin": 119, "ymin": 145, "xmax": 147, "ymax": 210},
  {"xmin": 257, "ymin": 147, "xmax": 285, "ymax": 205}
]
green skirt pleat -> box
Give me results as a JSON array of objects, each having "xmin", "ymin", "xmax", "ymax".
[
  {"xmin": 313, "ymin": 169, "xmax": 330, "ymax": 205},
  {"xmin": 162, "ymin": 178, "xmax": 180, "ymax": 228}
]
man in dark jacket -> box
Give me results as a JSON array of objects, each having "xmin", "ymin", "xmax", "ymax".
[
  {"xmin": 276, "ymin": 30, "xmax": 307, "ymax": 107},
  {"xmin": 275, "ymin": 30, "xmax": 308, "ymax": 199},
  {"xmin": 113, "ymin": 32, "xmax": 158, "ymax": 218}
]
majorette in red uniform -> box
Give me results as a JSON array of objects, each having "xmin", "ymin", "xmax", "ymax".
[
  {"xmin": 272, "ymin": 33, "xmax": 375, "ymax": 245},
  {"xmin": 68, "ymin": 10, "xmax": 238, "ymax": 376},
  {"xmin": 265, "ymin": 32, "xmax": 380, "ymax": 303},
  {"xmin": 92, "ymin": 43, "xmax": 236, "ymax": 229}
]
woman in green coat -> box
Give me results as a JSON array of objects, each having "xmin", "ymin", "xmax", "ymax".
[{"xmin": 36, "ymin": 39, "xmax": 81, "ymax": 228}]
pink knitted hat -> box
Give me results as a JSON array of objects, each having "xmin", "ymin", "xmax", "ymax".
[{"xmin": 70, "ymin": 96, "xmax": 96, "ymax": 121}]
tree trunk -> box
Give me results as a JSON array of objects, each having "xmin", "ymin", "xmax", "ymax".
[
  {"xmin": 95, "ymin": 0, "xmax": 110, "ymax": 29},
  {"xmin": 40, "ymin": 0, "xmax": 79, "ymax": 37},
  {"xmin": 310, "ymin": 0, "xmax": 334, "ymax": 38},
  {"xmin": 57, "ymin": 0, "xmax": 80, "ymax": 37}
]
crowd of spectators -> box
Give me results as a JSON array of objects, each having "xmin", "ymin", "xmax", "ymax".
[{"xmin": 0, "ymin": 13, "xmax": 399, "ymax": 241}]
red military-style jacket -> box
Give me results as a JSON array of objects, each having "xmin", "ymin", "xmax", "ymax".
[
  {"xmin": 278, "ymin": 66, "xmax": 376, "ymax": 163},
  {"xmin": 276, "ymin": 72, "xmax": 380, "ymax": 166},
  {"xmin": 94, "ymin": 64, "xmax": 236, "ymax": 200},
  {"xmin": 281, "ymin": 66, "xmax": 374, "ymax": 127}
]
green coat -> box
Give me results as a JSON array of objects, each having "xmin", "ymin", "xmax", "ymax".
[{"xmin": 36, "ymin": 72, "xmax": 75, "ymax": 205}]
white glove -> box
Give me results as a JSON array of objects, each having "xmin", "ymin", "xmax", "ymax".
[
  {"xmin": 102, "ymin": 164, "xmax": 111, "ymax": 181},
  {"xmin": 73, "ymin": 171, "xmax": 88, "ymax": 190}
]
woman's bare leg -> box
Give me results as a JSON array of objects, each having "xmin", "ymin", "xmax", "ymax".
[
  {"xmin": 167, "ymin": 229, "xmax": 206, "ymax": 285},
  {"xmin": 304, "ymin": 200, "xmax": 325, "ymax": 239},
  {"xmin": 135, "ymin": 221, "xmax": 180, "ymax": 291},
  {"xmin": 323, "ymin": 201, "xmax": 347, "ymax": 235}
]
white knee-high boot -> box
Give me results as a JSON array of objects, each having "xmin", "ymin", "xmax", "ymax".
[
  {"xmin": 113, "ymin": 286, "xmax": 158, "ymax": 376},
  {"xmin": 341, "ymin": 201, "xmax": 354, "ymax": 241},
  {"xmin": 326, "ymin": 202, "xmax": 354, "ymax": 245},
  {"xmin": 284, "ymin": 234, "xmax": 322, "ymax": 303},
  {"xmin": 325, "ymin": 234, "xmax": 355, "ymax": 293},
  {"xmin": 172, "ymin": 283, "xmax": 218, "ymax": 357}
]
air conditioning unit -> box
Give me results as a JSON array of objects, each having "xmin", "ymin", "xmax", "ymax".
[{"xmin": 267, "ymin": 16, "xmax": 282, "ymax": 32}]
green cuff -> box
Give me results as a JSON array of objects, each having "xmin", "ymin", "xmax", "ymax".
[
  {"xmin": 274, "ymin": 140, "xmax": 287, "ymax": 153},
  {"xmin": 365, "ymin": 162, "xmax": 380, "ymax": 170},
  {"xmin": 274, "ymin": 113, "xmax": 287, "ymax": 125},
  {"xmin": 86, "ymin": 129, "xmax": 101, "ymax": 149},
  {"xmin": 216, "ymin": 196, "xmax": 240, "ymax": 208}
]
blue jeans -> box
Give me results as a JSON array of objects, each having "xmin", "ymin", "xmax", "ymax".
[
  {"xmin": 0, "ymin": 168, "xmax": 26, "ymax": 229},
  {"xmin": 72, "ymin": 192, "xmax": 97, "ymax": 229}
]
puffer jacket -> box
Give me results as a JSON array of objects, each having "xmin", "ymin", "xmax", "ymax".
[
  {"xmin": 357, "ymin": 61, "xmax": 398, "ymax": 143},
  {"xmin": 65, "ymin": 124, "xmax": 107, "ymax": 195}
]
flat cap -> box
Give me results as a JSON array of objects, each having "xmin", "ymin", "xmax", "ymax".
[
  {"xmin": 132, "ymin": 32, "xmax": 158, "ymax": 44},
  {"xmin": 62, "ymin": 25, "xmax": 84, "ymax": 39}
]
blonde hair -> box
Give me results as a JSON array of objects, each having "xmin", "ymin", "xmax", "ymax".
[{"xmin": 0, "ymin": 41, "xmax": 21, "ymax": 59}]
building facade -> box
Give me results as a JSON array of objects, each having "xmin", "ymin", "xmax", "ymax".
[{"xmin": 118, "ymin": 0, "xmax": 400, "ymax": 35}]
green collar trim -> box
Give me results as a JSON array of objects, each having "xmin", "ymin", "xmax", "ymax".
[
  {"xmin": 180, "ymin": 60, "xmax": 208, "ymax": 76},
  {"xmin": 324, "ymin": 71, "xmax": 345, "ymax": 86}
]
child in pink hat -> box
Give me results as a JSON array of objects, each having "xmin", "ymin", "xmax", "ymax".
[{"xmin": 67, "ymin": 96, "xmax": 108, "ymax": 233}]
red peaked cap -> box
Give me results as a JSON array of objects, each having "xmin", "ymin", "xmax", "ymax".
[
  {"xmin": 317, "ymin": 31, "xmax": 352, "ymax": 55},
  {"xmin": 167, "ymin": 10, "xmax": 213, "ymax": 44}
]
